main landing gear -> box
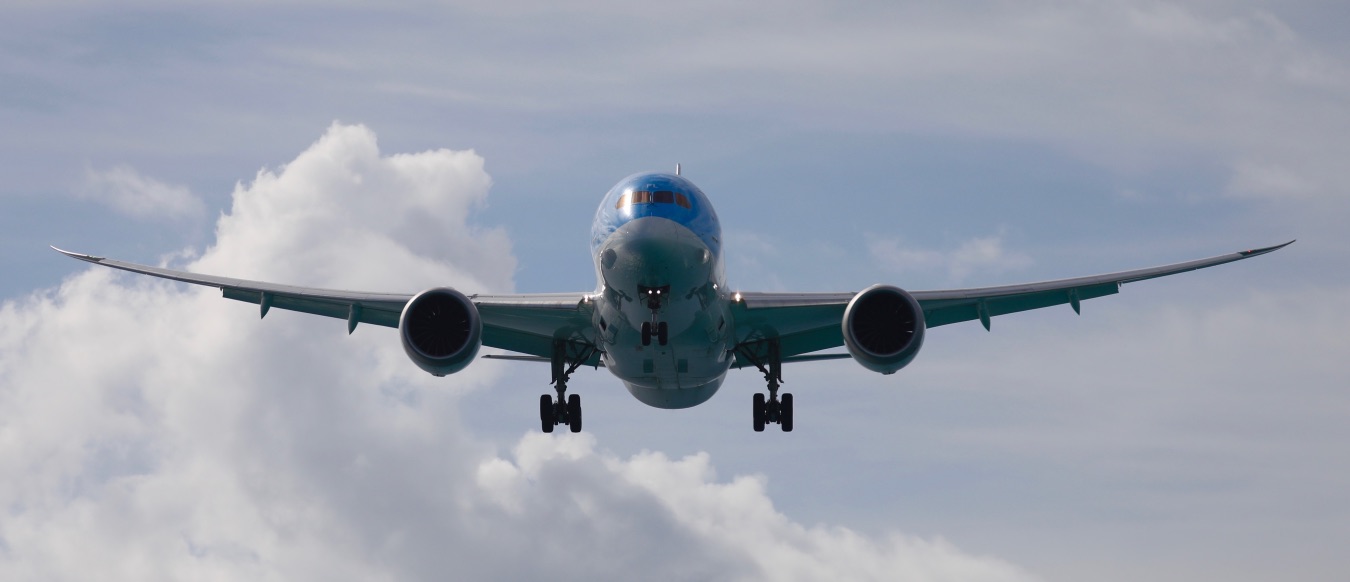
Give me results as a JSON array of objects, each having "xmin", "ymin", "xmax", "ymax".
[
  {"xmin": 739, "ymin": 339, "xmax": 793, "ymax": 432},
  {"xmin": 639, "ymin": 285, "xmax": 669, "ymax": 346},
  {"xmin": 540, "ymin": 339, "xmax": 596, "ymax": 433}
]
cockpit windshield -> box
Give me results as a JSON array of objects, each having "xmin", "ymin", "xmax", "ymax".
[
  {"xmin": 617, "ymin": 190, "xmax": 691, "ymax": 210},
  {"xmin": 592, "ymin": 172, "xmax": 721, "ymax": 258}
]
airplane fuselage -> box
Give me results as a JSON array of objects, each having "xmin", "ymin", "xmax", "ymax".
[{"xmin": 590, "ymin": 172, "xmax": 735, "ymax": 408}]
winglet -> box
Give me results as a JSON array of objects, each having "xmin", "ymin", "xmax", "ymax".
[
  {"xmin": 50, "ymin": 246, "xmax": 105, "ymax": 263},
  {"xmin": 1239, "ymin": 240, "xmax": 1295, "ymax": 257}
]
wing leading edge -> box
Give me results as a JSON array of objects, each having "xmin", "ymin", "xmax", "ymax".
[
  {"xmin": 54, "ymin": 241, "xmax": 1291, "ymax": 368},
  {"xmin": 50, "ymin": 246, "xmax": 596, "ymax": 362},
  {"xmin": 731, "ymin": 241, "xmax": 1293, "ymax": 364}
]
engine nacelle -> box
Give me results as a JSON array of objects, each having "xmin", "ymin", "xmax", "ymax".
[
  {"xmin": 399, "ymin": 287, "xmax": 483, "ymax": 377},
  {"xmin": 842, "ymin": 284, "xmax": 926, "ymax": 375}
]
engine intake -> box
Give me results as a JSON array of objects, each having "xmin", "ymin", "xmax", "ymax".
[
  {"xmin": 842, "ymin": 284, "xmax": 925, "ymax": 375},
  {"xmin": 399, "ymin": 287, "xmax": 483, "ymax": 376}
]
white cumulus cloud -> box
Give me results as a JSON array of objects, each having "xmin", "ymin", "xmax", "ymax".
[{"xmin": 0, "ymin": 123, "xmax": 1038, "ymax": 582}]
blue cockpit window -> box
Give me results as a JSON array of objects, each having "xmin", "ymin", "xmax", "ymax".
[{"xmin": 616, "ymin": 190, "xmax": 692, "ymax": 210}]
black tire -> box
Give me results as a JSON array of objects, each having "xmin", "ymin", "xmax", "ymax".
[
  {"xmin": 540, "ymin": 394, "xmax": 555, "ymax": 433},
  {"xmin": 753, "ymin": 393, "xmax": 766, "ymax": 432},
  {"xmin": 641, "ymin": 322, "xmax": 652, "ymax": 346},
  {"xmin": 781, "ymin": 393, "xmax": 794, "ymax": 432},
  {"xmin": 657, "ymin": 321, "xmax": 668, "ymax": 346},
  {"xmin": 567, "ymin": 394, "xmax": 582, "ymax": 433}
]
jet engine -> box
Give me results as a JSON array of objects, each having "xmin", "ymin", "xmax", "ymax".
[
  {"xmin": 399, "ymin": 287, "xmax": 483, "ymax": 376},
  {"xmin": 842, "ymin": 284, "xmax": 925, "ymax": 375}
]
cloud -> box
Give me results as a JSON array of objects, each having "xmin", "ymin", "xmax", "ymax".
[
  {"xmin": 195, "ymin": 121, "xmax": 514, "ymax": 294},
  {"xmin": 867, "ymin": 231, "xmax": 1033, "ymax": 283},
  {"xmin": 767, "ymin": 276, "xmax": 1350, "ymax": 581},
  {"xmin": 0, "ymin": 124, "xmax": 1037, "ymax": 581},
  {"xmin": 1226, "ymin": 159, "xmax": 1320, "ymax": 199},
  {"xmin": 79, "ymin": 165, "xmax": 205, "ymax": 221}
]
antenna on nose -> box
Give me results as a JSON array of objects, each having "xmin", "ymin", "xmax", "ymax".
[{"xmin": 675, "ymin": 163, "xmax": 681, "ymax": 176}]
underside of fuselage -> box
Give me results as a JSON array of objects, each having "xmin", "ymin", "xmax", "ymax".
[{"xmin": 623, "ymin": 377, "xmax": 725, "ymax": 409}]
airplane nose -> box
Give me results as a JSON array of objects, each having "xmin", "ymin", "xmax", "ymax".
[{"xmin": 602, "ymin": 217, "xmax": 710, "ymax": 287}]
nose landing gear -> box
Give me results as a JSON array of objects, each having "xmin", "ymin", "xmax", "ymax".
[
  {"xmin": 640, "ymin": 321, "xmax": 668, "ymax": 347},
  {"xmin": 638, "ymin": 285, "xmax": 670, "ymax": 346}
]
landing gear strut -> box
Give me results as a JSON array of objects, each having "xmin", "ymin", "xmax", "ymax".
[
  {"xmin": 738, "ymin": 339, "xmax": 793, "ymax": 432},
  {"xmin": 540, "ymin": 339, "xmax": 595, "ymax": 433}
]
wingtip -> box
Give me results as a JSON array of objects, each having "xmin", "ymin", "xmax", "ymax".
[
  {"xmin": 1239, "ymin": 240, "xmax": 1295, "ymax": 257},
  {"xmin": 49, "ymin": 245, "xmax": 105, "ymax": 262}
]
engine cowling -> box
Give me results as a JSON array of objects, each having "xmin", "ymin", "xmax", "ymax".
[
  {"xmin": 399, "ymin": 287, "xmax": 483, "ymax": 377},
  {"xmin": 842, "ymin": 284, "xmax": 926, "ymax": 375}
]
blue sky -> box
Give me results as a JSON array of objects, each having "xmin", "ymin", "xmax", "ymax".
[{"xmin": 3, "ymin": 2, "xmax": 1347, "ymax": 580}]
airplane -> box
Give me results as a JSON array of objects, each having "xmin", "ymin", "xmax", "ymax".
[{"xmin": 53, "ymin": 170, "xmax": 1292, "ymax": 433}]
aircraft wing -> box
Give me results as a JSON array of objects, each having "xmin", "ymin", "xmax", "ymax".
[
  {"xmin": 50, "ymin": 246, "xmax": 596, "ymax": 362},
  {"xmin": 730, "ymin": 241, "xmax": 1293, "ymax": 364}
]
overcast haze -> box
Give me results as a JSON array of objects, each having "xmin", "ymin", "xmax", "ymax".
[{"xmin": 2, "ymin": 2, "xmax": 1347, "ymax": 581}]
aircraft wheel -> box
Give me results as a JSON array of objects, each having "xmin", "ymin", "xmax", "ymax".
[
  {"xmin": 780, "ymin": 393, "xmax": 794, "ymax": 432},
  {"xmin": 753, "ymin": 393, "xmax": 766, "ymax": 432},
  {"xmin": 567, "ymin": 394, "xmax": 582, "ymax": 433},
  {"xmin": 540, "ymin": 394, "xmax": 555, "ymax": 433},
  {"xmin": 641, "ymin": 322, "xmax": 652, "ymax": 346},
  {"xmin": 657, "ymin": 321, "xmax": 668, "ymax": 346}
]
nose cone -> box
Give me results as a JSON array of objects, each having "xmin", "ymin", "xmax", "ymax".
[{"xmin": 601, "ymin": 216, "xmax": 711, "ymax": 289}]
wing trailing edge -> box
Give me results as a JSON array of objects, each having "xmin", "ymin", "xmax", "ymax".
[
  {"xmin": 729, "ymin": 241, "xmax": 1293, "ymax": 357},
  {"xmin": 51, "ymin": 246, "xmax": 597, "ymax": 361}
]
